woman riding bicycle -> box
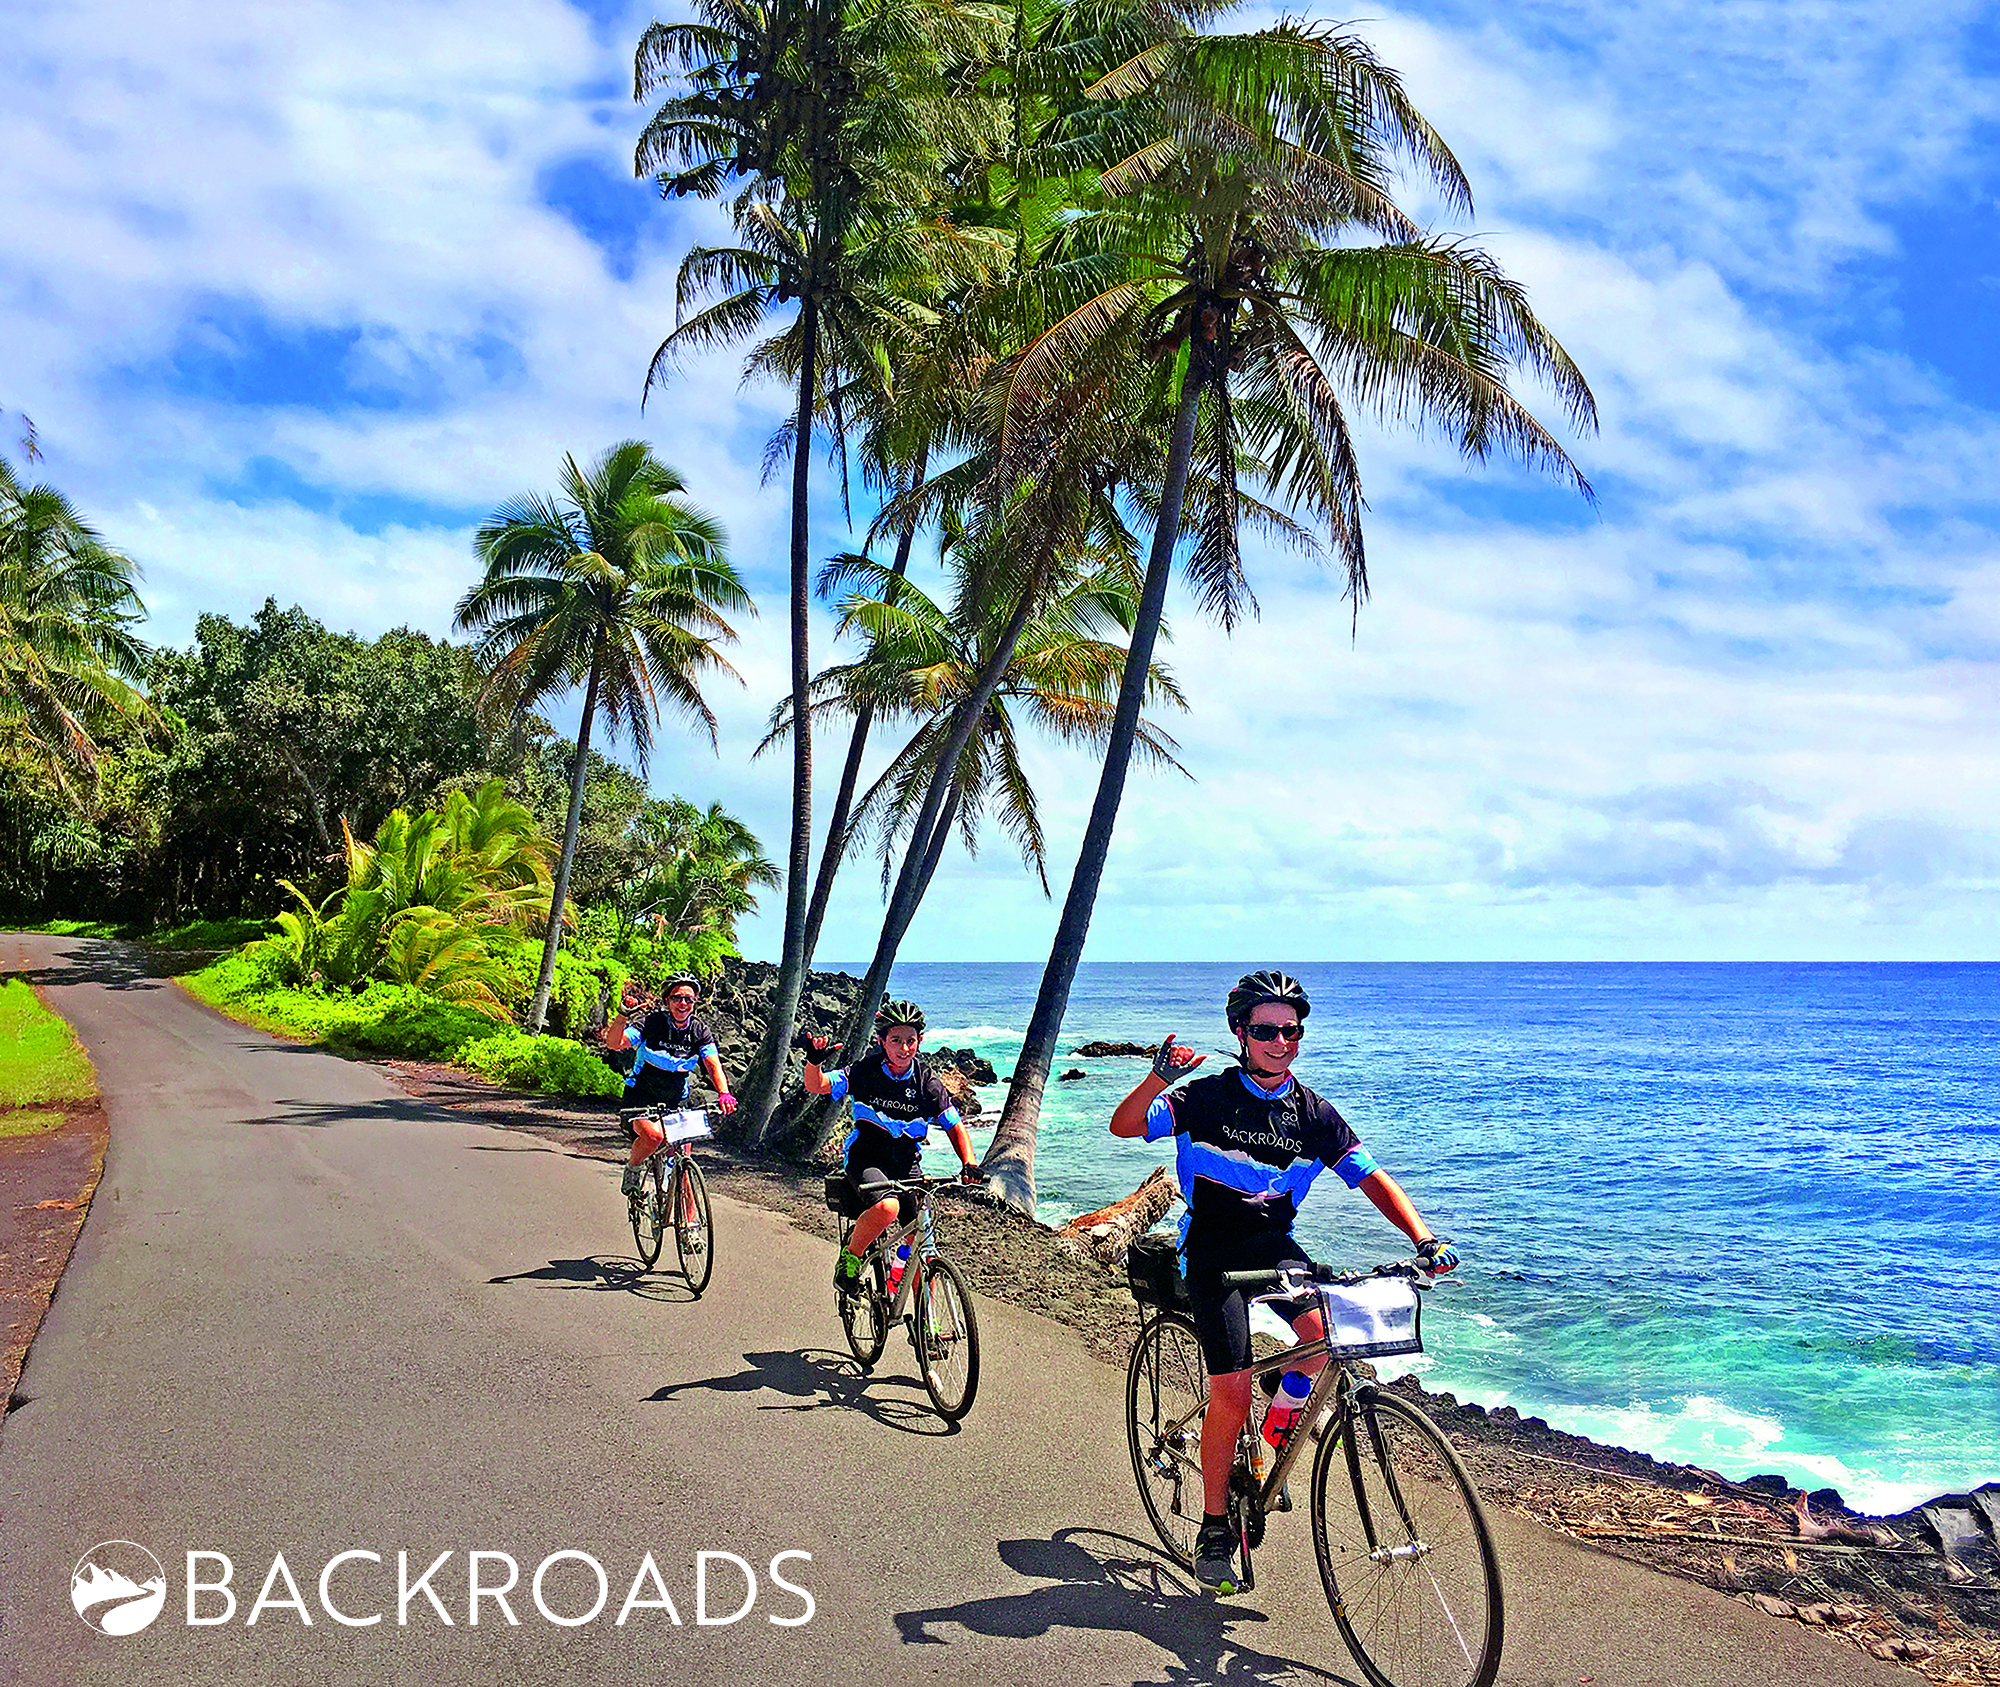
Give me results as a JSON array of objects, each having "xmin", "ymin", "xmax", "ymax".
[
  {"xmin": 1108, "ymin": 969, "xmax": 1459, "ymax": 1594},
  {"xmin": 611, "ymin": 972, "xmax": 736, "ymax": 1199},
  {"xmin": 800, "ymin": 998, "xmax": 982, "ymax": 1296}
]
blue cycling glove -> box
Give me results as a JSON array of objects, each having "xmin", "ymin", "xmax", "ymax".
[{"xmin": 1415, "ymin": 1237, "xmax": 1459, "ymax": 1273}]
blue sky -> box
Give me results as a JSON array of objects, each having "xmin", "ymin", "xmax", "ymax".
[{"xmin": 4, "ymin": 0, "xmax": 1998, "ymax": 961}]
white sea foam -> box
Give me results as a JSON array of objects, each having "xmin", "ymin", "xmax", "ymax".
[
  {"xmin": 928, "ymin": 1025, "xmax": 1024, "ymax": 1042},
  {"xmin": 1424, "ymin": 1381, "xmax": 1949, "ymax": 1515}
]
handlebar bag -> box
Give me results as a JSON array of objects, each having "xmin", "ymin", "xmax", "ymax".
[
  {"xmin": 657, "ymin": 1109, "xmax": 711, "ymax": 1144},
  {"xmin": 1321, "ymin": 1275, "xmax": 1423, "ymax": 1359}
]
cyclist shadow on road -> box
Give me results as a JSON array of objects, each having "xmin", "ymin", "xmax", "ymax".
[
  {"xmin": 488, "ymin": 1255, "xmax": 699, "ymax": 1305},
  {"xmin": 646, "ymin": 1348, "xmax": 956, "ymax": 1438},
  {"xmin": 895, "ymin": 1529, "xmax": 1359, "ymax": 1687}
]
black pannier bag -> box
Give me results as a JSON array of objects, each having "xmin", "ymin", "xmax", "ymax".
[
  {"xmin": 1126, "ymin": 1231, "xmax": 1190, "ymax": 1309},
  {"xmin": 823, "ymin": 1174, "xmax": 847, "ymax": 1212}
]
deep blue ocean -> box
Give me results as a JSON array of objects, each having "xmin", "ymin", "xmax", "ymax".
[{"xmin": 863, "ymin": 961, "xmax": 2000, "ymax": 1514}]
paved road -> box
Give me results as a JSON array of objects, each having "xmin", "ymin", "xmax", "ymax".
[{"xmin": 0, "ymin": 934, "xmax": 1905, "ymax": 1687}]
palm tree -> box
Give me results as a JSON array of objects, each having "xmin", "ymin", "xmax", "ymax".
[
  {"xmin": 0, "ymin": 457, "xmax": 152, "ymax": 794},
  {"xmin": 455, "ymin": 442, "xmax": 751, "ymax": 1034},
  {"xmin": 636, "ymin": 0, "xmax": 1008, "ymax": 1142},
  {"xmin": 622, "ymin": 796, "xmax": 781, "ymax": 949},
  {"xmin": 981, "ymin": 25, "xmax": 1598, "ymax": 1211}
]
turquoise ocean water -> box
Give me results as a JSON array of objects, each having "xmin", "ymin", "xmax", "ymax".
[{"xmin": 866, "ymin": 961, "xmax": 2000, "ymax": 1515}]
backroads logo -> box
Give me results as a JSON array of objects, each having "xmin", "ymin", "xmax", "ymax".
[
  {"xmin": 69, "ymin": 1544, "xmax": 815, "ymax": 1633},
  {"xmin": 72, "ymin": 1543, "xmax": 169, "ymax": 1635}
]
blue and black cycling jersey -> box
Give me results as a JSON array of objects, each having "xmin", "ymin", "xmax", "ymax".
[
  {"xmin": 829, "ymin": 1049, "xmax": 962, "ymax": 1175},
  {"xmin": 625, "ymin": 1009, "xmax": 719, "ymax": 1109},
  {"xmin": 1144, "ymin": 1068, "xmax": 1378, "ymax": 1262}
]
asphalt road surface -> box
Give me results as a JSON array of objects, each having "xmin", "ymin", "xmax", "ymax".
[{"xmin": 0, "ymin": 934, "xmax": 1907, "ymax": 1687}]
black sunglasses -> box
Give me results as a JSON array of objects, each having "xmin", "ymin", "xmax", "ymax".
[{"xmin": 1244, "ymin": 1022, "xmax": 1305, "ymax": 1043}]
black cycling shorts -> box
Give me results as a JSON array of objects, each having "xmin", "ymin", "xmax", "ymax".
[
  {"xmin": 837, "ymin": 1143, "xmax": 921, "ymax": 1222},
  {"xmin": 1183, "ymin": 1230, "xmax": 1317, "ymax": 1378}
]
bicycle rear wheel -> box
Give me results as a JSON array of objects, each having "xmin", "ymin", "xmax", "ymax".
[
  {"xmin": 1125, "ymin": 1311, "xmax": 1208, "ymax": 1567},
  {"xmin": 672, "ymin": 1157, "xmax": 714, "ymax": 1294},
  {"xmin": 1310, "ymin": 1387, "xmax": 1503, "ymax": 1687},
  {"xmin": 630, "ymin": 1158, "xmax": 666, "ymax": 1269},
  {"xmin": 912, "ymin": 1255, "xmax": 979, "ymax": 1421},
  {"xmin": 840, "ymin": 1253, "xmax": 888, "ymax": 1369}
]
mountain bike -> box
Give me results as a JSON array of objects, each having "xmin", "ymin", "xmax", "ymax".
[
  {"xmin": 824, "ymin": 1174, "xmax": 987, "ymax": 1421},
  {"xmin": 621, "ymin": 1106, "xmax": 714, "ymax": 1294},
  {"xmin": 1126, "ymin": 1247, "xmax": 1503, "ymax": 1687}
]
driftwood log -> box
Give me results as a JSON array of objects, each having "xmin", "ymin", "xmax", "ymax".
[{"xmin": 1055, "ymin": 1166, "xmax": 1176, "ymax": 1268}]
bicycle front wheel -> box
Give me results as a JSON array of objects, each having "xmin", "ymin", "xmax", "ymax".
[
  {"xmin": 1125, "ymin": 1311, "xmax": 1207, "ymax": 1567},
  {"xmin": 912, "ymin": 1255, "xmax": 979, "ymax": 1421},
  {"xmin": 840, "ymin": 1254, "xmax": 888, "ymax": 1370},
  {"xmin": 631, "ymin": 1159, "xmax": 666, "ymax": 1269},
  {"xmin": 672, "ymin": 1158, "xmax": 714, "ymax": 1295},
  {"xmin": 1311, "ymin": 1387, "xmax": 1503, "ymax": 1687}
]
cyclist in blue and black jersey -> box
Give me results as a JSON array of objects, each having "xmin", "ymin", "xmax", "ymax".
[
  {"xmin": 1108, "ymin": 970, "xmax": 1459, "ymax": 1595},
  {"xmin": 616, "ymin": 973, "xmax": 736, "ymax": 1197},
  {"xmin": 800, "ymin": 998, "xmax": 982, "ymax": 1295}
]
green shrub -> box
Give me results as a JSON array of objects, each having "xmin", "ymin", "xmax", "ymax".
[{"xmin": 460, "ymin": 1029, "xmax": 623, "ymax": 1098}]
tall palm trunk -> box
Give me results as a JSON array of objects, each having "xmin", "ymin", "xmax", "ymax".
[
  {"xmin": 742, "ymin": 308, "xmax": 821, "ymax": 1144},
  {"xmin": 799, "ymin": 457, "xmax": 926, "ymax": 969},
  {"xmin": 984, "ymin": 362, "xmax": 1205, "ymax": 1212},
  {"xmin": 528, "ymin": 646, "xmax": 604, "ymax": 1033},
  {"xmin": 830, "ymin": 577, "xmax": 1043, "ymax": 1057}
]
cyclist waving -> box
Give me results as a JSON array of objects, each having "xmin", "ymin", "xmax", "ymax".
[
  {"xmin": 1108, "ymin": 970, "xmax": 1459, "ymax": 1594},
  {"xmin": 616, "ymin": 973, "xmax": 736, "ymax": 1198},
  {"xmin": 801, "ymin": 998, "xmax": 982, "ymax": 1295}
]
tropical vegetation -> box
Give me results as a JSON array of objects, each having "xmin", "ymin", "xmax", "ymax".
[
  {"xmin": 456, "ymin": 440, "xmax": 751, "ymax": 1033},
  {"xmin": 10, "ymin": 0, "xmax": 1598, "ymax": 1202}
]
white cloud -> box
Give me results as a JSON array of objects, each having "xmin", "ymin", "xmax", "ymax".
[{"xmin": 5, "ymin": 0, "xmax": 2000, "ymax": 960}]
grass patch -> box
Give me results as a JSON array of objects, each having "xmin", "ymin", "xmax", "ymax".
[
  {"xmin": 0, "ymin": 1108, "xmax": 64, "ymax": 1138},
  {"xmin": 182, "ymin": 950, "xmax": 621, "ymax": 1099},
  {"xmin": 0, "ymin": 977, "xmax": 97, "ymax": 1108}
]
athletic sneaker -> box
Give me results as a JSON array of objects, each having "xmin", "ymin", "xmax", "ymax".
[
  {"xmin": 622, "ymin": 1164, "xmax": 645, "ymax": 1199},
  {"xmin": 1194, "ymin": 1522, "xmax": 1240, "ymax": 1593},
  {"xmin": 833, "ymin": 1251, "xmax": 861, "ymax": 1295}
]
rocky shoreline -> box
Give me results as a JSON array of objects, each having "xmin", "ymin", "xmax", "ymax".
[{"xmin": 385, "ymin": 1038, "xmax": 1999, "ymax": 1685}]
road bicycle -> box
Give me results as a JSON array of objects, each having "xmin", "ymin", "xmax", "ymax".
[
  {"xmin": 621, "ymin": 1106, "xmax": 714, "ymax": 1294},
  {"xmin": 823, "ymin": 1173, "xmax": 987, "ymax": 1421},
  {"xmin": 1125, "ymin": 1244, "xmax": 1503, "ymax": 1687}
]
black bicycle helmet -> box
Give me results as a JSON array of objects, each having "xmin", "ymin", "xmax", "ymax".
[
  {"xmin": 661, "ymin": 972, "xmax": 700, "ymax": 997},
  {"xmin": 874, "ymin": 997, "xmax": 926, "ymax": 1034},
  {"xmin": 1225, "ymin": 969, "xmax": 1311, "ymax": 1029}
]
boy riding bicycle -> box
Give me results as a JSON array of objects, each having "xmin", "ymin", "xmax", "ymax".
[
  {"xmin": 800, "ymin": 998, "xmax": 983, "ymax": 1294},
  {"xmin": 609, "ymin": 972, "xmax": 737, "ymax": 1198},
  {"xmin": 1108, "ymin": 969, "xmax": 1459, "ymax": 1594}
]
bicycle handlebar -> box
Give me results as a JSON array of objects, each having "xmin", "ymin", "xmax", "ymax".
[
  {"xmin": 856, "ymin": 1174, "xmax": 1000, "ymax": 1206},
  {"xmin": 1218, "ymin": 1260, "xmax": 1432, "ymax": 1292}
]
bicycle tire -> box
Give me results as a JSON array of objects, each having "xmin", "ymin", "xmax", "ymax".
[
  {"xmin": 912, "ymin": 1255, "xmax": 979, "ymax": 1421},
  {"xmin": 672, "ymin": 1157, "xmax": 714, "ymax": 1295},
  {"xmin": 840, "ymin": 1252, "xmax": 888, "ymax": 1369},
  {"xmin": 630, "ymin": 1157, "xmax": 666, "ymax": 1269},
  {"xmin": 1125, "ymin": 1311, "xmax": 1208, "ymax": 1567},
  {"xmin": 1310, "ymin": 1386, "xmax": 1503, "ymax": 1687}
]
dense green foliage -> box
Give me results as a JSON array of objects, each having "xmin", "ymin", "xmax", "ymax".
[{"xmin": 181, "ymin": 950, "xmax": 623, "ymax": 1097}]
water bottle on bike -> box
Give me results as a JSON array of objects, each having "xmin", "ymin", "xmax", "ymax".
[{"xmin": 1262, "ymin": 1370, "xmax": 1312, "ymax": 1448}]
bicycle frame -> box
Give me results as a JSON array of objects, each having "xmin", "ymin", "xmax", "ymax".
[
  {"xmin": 844, "ymin": 1190, "xmax": 942, "ymax": 1324},
  {"xmin": 1143, "ymin": 1288, "xmax": 1389, "ymax": 1516}
]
